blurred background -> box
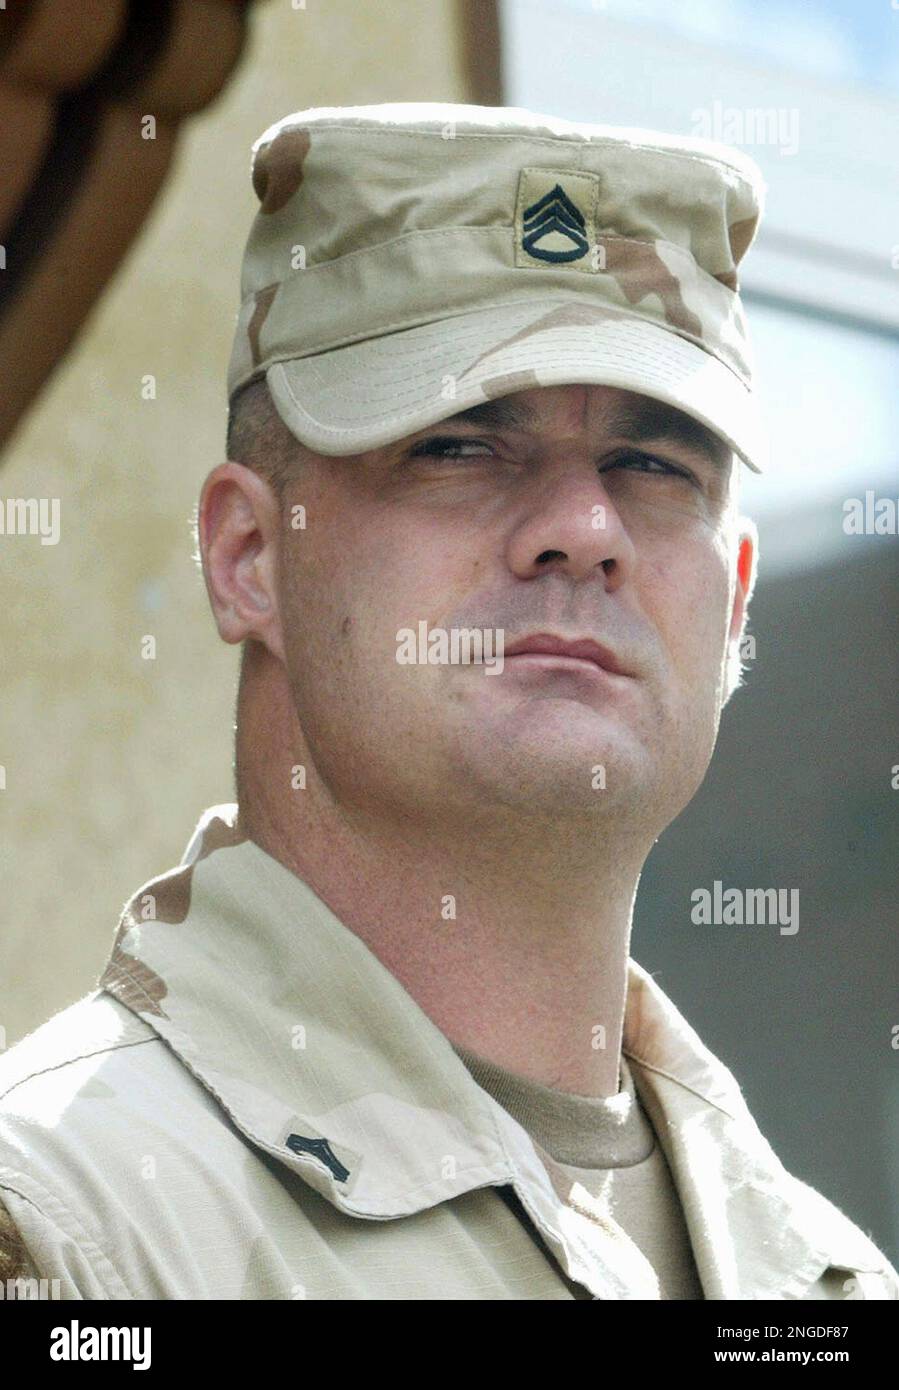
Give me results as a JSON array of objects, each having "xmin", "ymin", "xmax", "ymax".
[{"xmin": 1, "ymin": 0, "xmax": 896, "ymax": 1264}]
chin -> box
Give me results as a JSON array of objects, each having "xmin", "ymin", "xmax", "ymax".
[
  {"xmin": 492, "ymin": 696, "xmax": 642, "ymax": 753},
  {"xmin": 462, "ymin": 731, "xmax": 654, "ymax": 816}
]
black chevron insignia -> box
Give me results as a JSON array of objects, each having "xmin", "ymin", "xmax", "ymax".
[
  {"xmin": 521, "ymin": 183, "xmax": 589, "ymax": 263},
  {"xmin": 285, "ymin": 1132, "xmax": 351, "ymax": 1182}
]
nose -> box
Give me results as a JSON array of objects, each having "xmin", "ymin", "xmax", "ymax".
[{"xmin": 504, "ymin": 465, "xmax": 637, "ymax": 588}]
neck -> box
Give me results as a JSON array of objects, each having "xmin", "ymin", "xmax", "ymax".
[{"xmin": 236, "ymin": 654, "xmax": 650, "ymax": 1098}]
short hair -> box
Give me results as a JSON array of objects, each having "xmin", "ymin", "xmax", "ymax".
[{"xmin": 226, "ymin": 376, "xmax": 302, "ymax": 500}]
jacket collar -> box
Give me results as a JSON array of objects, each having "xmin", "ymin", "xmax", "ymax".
[{"xmin": 98, "ymin": 803, "xmax": 892, "ymax": 1299}]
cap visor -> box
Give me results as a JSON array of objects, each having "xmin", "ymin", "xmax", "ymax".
[{"xmin": 265, "ymin": 298, "xmax": 767, "ymax": 473}]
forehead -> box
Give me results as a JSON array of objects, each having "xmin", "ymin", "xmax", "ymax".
[{"xmin": 414, "ymin": 384, "xmax": 733, "ymax": 470}]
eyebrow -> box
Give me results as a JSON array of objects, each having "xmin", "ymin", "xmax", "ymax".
[{"xmin": 431, "ymin": 397, "xmax": 732, "ymax": 471}]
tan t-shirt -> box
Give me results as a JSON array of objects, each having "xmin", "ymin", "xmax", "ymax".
[{"xmin": 452, "ymin": 1043, "xmax": 705, "ymax": 1299}]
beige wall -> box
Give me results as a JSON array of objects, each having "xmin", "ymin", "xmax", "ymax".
[{"xmin": 1, "ymin": 0, "xmax": 472, "ymax": 1047}]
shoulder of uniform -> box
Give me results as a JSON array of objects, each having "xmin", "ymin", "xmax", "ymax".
[{"xmin": 0, "ymin": 991, "xmax": 155, "ymax": 1105}]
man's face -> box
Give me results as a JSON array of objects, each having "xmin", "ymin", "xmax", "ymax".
[{"xmin": 271, "ymin": 383, "xmax": 753, "ymax": 840}]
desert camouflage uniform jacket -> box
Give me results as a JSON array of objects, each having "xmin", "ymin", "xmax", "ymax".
[{"xmin": 0, "ymin": 804, "xmax": 896, "ymax": 1300}]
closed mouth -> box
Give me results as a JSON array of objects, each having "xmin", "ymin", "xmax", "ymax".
[{"xmin": 502, "ymin": 633, "xmax": 631, "ymax": 677}]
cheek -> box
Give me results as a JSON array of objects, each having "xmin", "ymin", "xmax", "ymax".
[
  {"xmin": 645, "ymin": 536, "xmax": 733, "ymax": 687},
  {"xmin": 281, "ymin": 512, "xmax": 474, "ymax": 698}
]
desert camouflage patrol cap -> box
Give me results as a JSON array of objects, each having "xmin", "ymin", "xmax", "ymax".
[{"xmin": 227, "ymin": 102, "xmax": 769, "ymax": 473}]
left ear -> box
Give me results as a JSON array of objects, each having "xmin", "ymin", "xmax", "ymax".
[{"xmin": 729, "ymin": 515, "xmax": 758, "ymax": 647}]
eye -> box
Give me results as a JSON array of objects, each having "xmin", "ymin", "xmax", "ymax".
[
  {"xmin": 602, "ymin": 450, "xmax": 695, "ymax": 481},
  {"xmin": 407, "ymin": 436, "xmax": 495, "ymax": 461}
]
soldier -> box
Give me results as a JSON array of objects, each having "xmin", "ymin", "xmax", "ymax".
[{"xmin": 1, "ymin": 103, "xmax": 896, "ymax": 1300}]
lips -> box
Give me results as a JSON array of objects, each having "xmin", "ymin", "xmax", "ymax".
[{"xmin": 502, "ymin": 632, "xmax": 631, "ymax": 676}]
